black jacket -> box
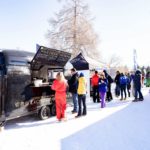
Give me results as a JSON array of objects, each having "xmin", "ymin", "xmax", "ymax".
[
  {"xmin": 103, "ymin": 70, "xmax": 113, "ymax": 85},
  {"xmin": 134, "ymin": 71, "xmax": 142, "ymax": 88},
  {"xmin": 68, "ymin": 72, "xmax": 78, "ymax": 93},
  {"xmin": 115, "ymin": 74, "xmax": 120, "ymax": 85}
]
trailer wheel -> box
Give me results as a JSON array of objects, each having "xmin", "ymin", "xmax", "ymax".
[
  {"xmin": 50, "ymin": 103, "xmax": 56, "ymax": 116},
  {"xmin": 38, "ymin": 106, "xmax": 50, "ymax": 120}
]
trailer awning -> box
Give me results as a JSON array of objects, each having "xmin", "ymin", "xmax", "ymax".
[{"xmin": 31, "ymin": 45, "xmax": 71, "ymax": 70}]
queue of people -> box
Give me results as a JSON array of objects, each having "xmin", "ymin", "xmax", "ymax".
[
  {"xmin": 114, "ymin": 70, "xmax": 144, "ymax": 102},
  {"xmin": 91, "ymin": 69, "xmax": 144, "ymax": 104},
  {"xmin": 51, "ymin": 68, "xmax": 144, "ymax": 122},
  {"xmin": 51, "ymin": 68, "xmax": 87, "ymax": 122},
  {"xmin": 91, "ymin": 70, "xmax": 113, "ymax": 106}
]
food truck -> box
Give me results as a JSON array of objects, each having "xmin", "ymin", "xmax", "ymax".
[{"xmin": 0, "ymin": 45, "xmax": 71, "ymax": 127}]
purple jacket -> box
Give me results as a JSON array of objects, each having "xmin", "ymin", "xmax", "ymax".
[{"xmin": 98, "ymin": 79, "xmax": 108, "ymax": 93}]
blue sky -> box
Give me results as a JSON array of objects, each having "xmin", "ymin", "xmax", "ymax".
[{"xmin": 0, "ymin": 0, "xmax": 150, "ymax": 68}]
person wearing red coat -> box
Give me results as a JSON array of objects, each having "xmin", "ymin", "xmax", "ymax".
[
  {"xmin": 51, "ymin": 72, "xmax": 68, "ymax": 121},
  {"xmin": 91, "ymin": 71, "xmax": 100, "ymax": 103}
]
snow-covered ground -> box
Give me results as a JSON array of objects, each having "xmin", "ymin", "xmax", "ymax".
[{"xmin": 0, "ymin": 87, "xmax": 150, "ymax": 150}]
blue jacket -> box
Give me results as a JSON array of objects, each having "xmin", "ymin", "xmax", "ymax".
[
  {"xmin": 119, "ymin": 75, "xmax": 127, "ymax": 85},
  {"xmin": 98, "ymin": 78, "xmax": 108, "ymax": 93}
]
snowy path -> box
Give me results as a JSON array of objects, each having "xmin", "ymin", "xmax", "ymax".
[{"xmin": 0, "ymin": 88, "xmax": 150, "ymax": 150}]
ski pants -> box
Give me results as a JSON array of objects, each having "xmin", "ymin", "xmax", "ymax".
[{"xmin": 55, "ymin": 93, "xmax": 67, "ymax": 120}]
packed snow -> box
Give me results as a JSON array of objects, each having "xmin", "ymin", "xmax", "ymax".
[{"xmin": 0, "ymin": 87, "xmax": 150, "ymax": 150}]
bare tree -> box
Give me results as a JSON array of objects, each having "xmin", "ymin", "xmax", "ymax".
[
  {"xmin": 46, "ymin": 0, "xmax": 100, "ymax": 58},
  {"xmin": 107, "ymin": 54, "xmax": 122, "ymax": 68}
]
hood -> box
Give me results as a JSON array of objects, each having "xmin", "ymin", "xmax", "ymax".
[
  {"xmin": 135, "ymin": 70, "xmax": 141, "ymax": 74},
  {"xmin": 79, "ymin": 72, "xmax": 84, "ymax": 77}
]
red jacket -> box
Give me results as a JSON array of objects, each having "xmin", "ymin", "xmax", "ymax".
[
  {"xmin": 91, "ymin": 74, "xmax": 99, "ymax": 86},
  {"xmin": 51, "ymin": 79, "xmax": 67, "ymax": 97}
]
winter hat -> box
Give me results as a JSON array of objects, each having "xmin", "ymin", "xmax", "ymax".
[
  {"xmin": 103, "ymin": 70, "xmax": 107, "ymax": 74},
  {"xmin": 135, "ymin": 70, "xmax": 141, "ymax": 74},
  {"xmin": 80, "ymin": 72, "xmax": 84, "ymax": 77},
  {"xmin": 103, "ymin": 70, "xmax": 108, "ymax": 77}
]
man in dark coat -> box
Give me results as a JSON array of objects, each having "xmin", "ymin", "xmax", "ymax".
[
  {"xmin": 103, "ymin": 70, "xmax": 113, "ymax": 101},
  {"xmin": 133, "ymin": 70, "xmax": 144, "ymax": 102},
  {"xmin": 114, "ymin": 71, "xmax": 121, "ymax": 97},
  {"xmin": 68, "ymin": 68, "xmax": 78, "ymax": 113}
]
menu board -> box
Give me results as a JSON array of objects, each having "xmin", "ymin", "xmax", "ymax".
[{"xmin": 31, "ymin": 46, "xmax": 71, "ymax": 70}]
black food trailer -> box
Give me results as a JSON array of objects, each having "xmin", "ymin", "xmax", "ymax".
[{"xmin": 0, "ymin": 45, "xmax": 71, "ymax": 127}]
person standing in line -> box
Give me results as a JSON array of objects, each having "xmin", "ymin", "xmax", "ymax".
[
  {"xmin": 133, "ymin": 70, "xmax": 144, "ymax": 102},
  {"xmin": 126, "ymin": 72, "xmax": 132, "ymax": 97},
  {"xmin": 141, "ymin": 73, "xmax": 145, "ymax": 87},
  {"xmin": 68, "ymin": 68, "xmax": 78, "ymax": 113},
  {"xmin": 98, "ymin": 72, "xmax": 108, "ymax": 108},
  {"xmin": 75, "ymin": 72, "xmax": 87, "ymax": 118},
  {"xmin": 103, "ymin": 70, "xmax": 113, "ymax": 101},
  {"xmin": 91, "ymin": 71, "xmax": 100, "ymax": 103},
  {"xmin": 114, "ymin": 71, "xmax": 121, "ymax": 97},
  {"xmin": 119, "ymin": 73, "xmax": 127, "ymax": 100},
  {"xmin": 146, "ymin": 71, "xmax": 150, "ymax": 87},
  {"xmin": 130, "ymin": 71, "xmax": 135, "ymax": 97},
  {"xmin": 51, "ymin": 72, "xmax": 68, "ymax": 122}
]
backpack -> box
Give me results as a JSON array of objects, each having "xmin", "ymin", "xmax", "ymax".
[{"xmin": 120, "ymin": 76, "xmax": 127, "ymax": 85}]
